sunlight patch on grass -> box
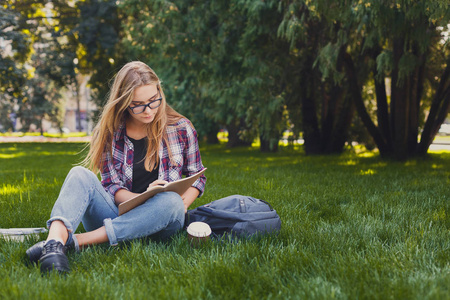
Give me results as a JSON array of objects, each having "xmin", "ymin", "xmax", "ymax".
[
  {"xmin": 357, "ymin": 151, "xmax": 377, "ymax": 157},
  {"xmin": 39, "ymin": 151, "xmax": 80, "ymax": 156},
  {"xmin": 360, "ymin": 169, "xmax": 376, "ymax": 175},
  {"xmin": 429, "ymin": 149, "xmax": 450, "ymax": 154},
  {"xmin": 0, "ymin": 153, "xmax": 26, "ymax": 159},
  {"xmin": 341, "ymin": 159, "xmax": 357, "ymax": 165},
  {"xmin": 0, "ymin": 132, "xmax": 87, "ymax": 138},
  {"xmin": 0, "ymin": 184, "xmax": 20, "ymax": 195},
  {"xmin": 432, "ymin": 208, "xmax": 447, "ymax": 222}
]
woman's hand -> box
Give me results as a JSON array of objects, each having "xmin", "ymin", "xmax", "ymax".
[{"xmin": 147, "ymin": 179, "xmax": 168, "ymax": 191}]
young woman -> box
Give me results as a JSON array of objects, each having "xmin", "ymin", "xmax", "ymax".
[{"xmin": 26, "ymin": 61, "xmax": 206, "ymax": 273}]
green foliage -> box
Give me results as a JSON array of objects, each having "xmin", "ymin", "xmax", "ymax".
[
  {"xmin": 315, "ymin": 43, "xmax": 345, "ymax": 83},
  {"xmin": 0, "ymin": 0, "xmax": 125, "ymax": 132},
  {"xmin": 75, "ymin": 0, "xmax": 127, "ymax": 106},
  {"xmin": 120, "ymin": 0, "xmax": 290, "ymax": 149},
  {"xmin": 0, "ymin": 143, "xmax": 449, "ymax": 298},
  {"xmin": 2, "ymin": 0, "xmax": 449, "ymax": 157},
  {"xmin": 0, "ymin": 1, "xmax": 73, "ymax": 132},
  {"xmin": 375, "ymin": 50, "xmax": 393, "ymax": 79},
  {"xmin": 0, "ymin": 2, "xmax": 33, "ymax": 130}
]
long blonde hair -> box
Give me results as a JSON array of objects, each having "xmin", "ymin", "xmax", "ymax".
[{"xmin": 83, "ymin": 61, "xmax": 185, "ymax": 173}]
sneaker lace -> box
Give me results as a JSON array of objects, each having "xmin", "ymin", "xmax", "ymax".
[{"xmin": 44, "ymin": 241, "xmax": 62, "ymax": 253}]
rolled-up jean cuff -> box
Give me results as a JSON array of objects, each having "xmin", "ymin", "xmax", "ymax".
[
  {"xmin": 66, "ymin": 232, "xmax": 80, "ymax": 252},
  {"xmin": 103, "ymin": 218, "xmax": 118, "ymax": 246},
  {"xmin": 46, "ymin": 216, "xmax": 74, "ymax": 233}
]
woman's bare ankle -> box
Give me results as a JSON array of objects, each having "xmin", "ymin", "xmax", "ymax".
[{"xmin": 46, "ymin": 220, "xmax": 69, "ymax": 245}]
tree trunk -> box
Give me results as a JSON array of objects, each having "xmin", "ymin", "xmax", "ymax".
[
  {"xmin": 320, "ymin": 84, "xmax": 341, "ymax": 151},
  {"xmin": 301, "ymin": 75, "xmax": 322, "ymax": 154},
  {"xmin": 391, "ymin": 38, "xmax": 409, "ymax": 160},
  {"xmin": 226, "ymin": 122, "xmax": 240, "ymax": 147},
  {"xmin": 418, "ymin": 57, "xmax": 450, "ymax": 154},
  {"xmin": 39, "ymin": 117, "xmax": 44, "ymax": 136},
  {"xmin": 226, "ymin": 120, "xmax": 252, "ymax": 148},
  {"xmin": 374, "ymin": 70, "xmax": 392, "ymax": 152},
  {"xmin": 434, "ymin": 88, "xmax": 450, "ymax": 133},
  {"xmin": 204, "ymin": 120, "xmax": 220, "ymax": 144},
  {"xmin": 206, "ymin": 129, "xmax": 219, "ymax": 144},
  {"xmin": 407, "ymin": 44, "xmax": 426, "ymax": 155},
  {"xmin": 316, "ymin": 46, "xmax": 356, "ymax": 154},
  {"xmin": 328, "ymin": 93, "xmax": 355, "ymax": 152},
  {"xmin": 300, "ymin": 54, "xmax": 323, "ymax": 154},
  {"xmin": 260, "ymin": 135, "xmax": 279, "ymax": 152},
  {"xmin": 74, "ymin": 83, "xmax": 82, "ymax": 132},
  {"xmin": 342, "ymin": 52, "xmax": 390, "ymax": 156}
]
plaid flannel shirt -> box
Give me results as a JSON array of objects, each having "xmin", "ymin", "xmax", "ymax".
[{"xmin": 101, "ymin": 118, "xmax": 206, "ymax": 202}]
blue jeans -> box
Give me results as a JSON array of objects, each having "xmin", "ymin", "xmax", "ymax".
[{"xmin": 47, "ymin": 166, "xmax": 185, "ymax": 246}]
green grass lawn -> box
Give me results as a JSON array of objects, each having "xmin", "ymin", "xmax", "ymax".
[{"xmin": 0, "ymin": 142, "xmax": 449, "ymax": 299}]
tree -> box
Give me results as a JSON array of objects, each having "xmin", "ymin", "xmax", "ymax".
[
  {"xmin": 278, "ymin": 1, "xmax": 356, "ymax": 154},
  {"xmin": 75, "ymin": 0, "xmax": 126, "ymax": 108},
  {"xmin": 0, "ymin": 1, "xmax": 34, "ymax": 131},
  {"xmin": 281, "ymin": 0, "xmax": 450, "ymax": 159},
  {"xmin": 0, "ymin": 1, "xmax": 76, "ymax": 132},
  {"xmin": 232, "ymin": 0, "xmax": 291, "ymax": 152},
  {"xmin": 44, "ymin": 0, "xmax": 125, "ymax": 127},
  {"xmin": 342, "ymin": 1, "xmax": 450, "ymax": 158},
  {"xmin": 1, "ymin": 0, "xmax": 125, "ymax": 133},
  {"xmin": 18, "ymin": 78, "xmax": 64, "ymax": 134}
]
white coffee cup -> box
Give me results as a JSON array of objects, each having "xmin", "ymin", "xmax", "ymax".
[{"xmin": 186, "ymin": 222, "xmax": 212, "ymax": 246}]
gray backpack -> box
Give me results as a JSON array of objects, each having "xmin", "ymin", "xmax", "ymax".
[{"xmin": 185, "ymin": 195, "xmax": 281, "ymax": 238}]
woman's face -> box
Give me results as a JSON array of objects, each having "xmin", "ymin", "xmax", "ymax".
[{"xmin": 127, "ymin": 84, "xmax": 162, "ymax": 125}]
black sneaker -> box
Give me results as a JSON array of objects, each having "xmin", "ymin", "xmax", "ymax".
[
  {"xmin": 26, "ymin": 238, "xmax": 76, "ymax": 265},
  {"xmin": 39, "ymin": 240, "xmax": 70, "ymax": 273},
  {"xmin": 25, "ymin": 240, "xmax": 46, "ymax": 266}
]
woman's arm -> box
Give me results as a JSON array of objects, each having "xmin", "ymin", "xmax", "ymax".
[
  {"xmin": 114, "ymin": 189, "xmax": 139, "ymax": 205},
  {"xmin": 182, "ymin": 186, "xmax": 200, "ymax": 212},
  {"xmin": 100, "ymin": 137, "xmax": 132, "ymax": 202},
  {"xmin": 116, "ymin": 187, "xmax": 199, "ymax": 210},
  {"xmin": 114, "ymin": 179, "xmax": 169, "ymax": 205},
  {"xmin": 182, "ymin": 123, "xmax": 206, "ymax": 196}
]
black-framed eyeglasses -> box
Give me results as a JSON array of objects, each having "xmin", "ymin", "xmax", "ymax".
[{"xmin": 128, "ymin": 89, "xmax": 162, "ymax": 114}]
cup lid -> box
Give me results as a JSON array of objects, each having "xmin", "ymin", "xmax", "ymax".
[{"xmin": 186, "ymin": 222, "xmax": 212, "ymax": 237}]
